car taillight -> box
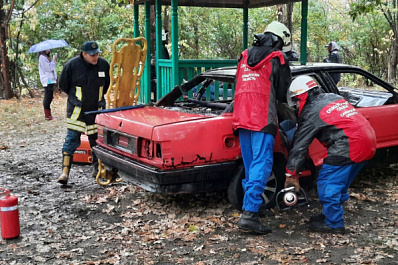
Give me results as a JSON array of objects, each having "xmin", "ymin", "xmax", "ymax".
[
  {"xmin": 155, "ymin": 143, "xmax": 162, "ymax": 159},
  {"xmin": 139, "ymin": 138, "xmax": 153, "ymax": 159}
]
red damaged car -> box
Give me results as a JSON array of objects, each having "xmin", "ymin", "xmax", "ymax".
[{"xmin": 93, "ymin": 63, "xmax": 398, "ymax": 210}]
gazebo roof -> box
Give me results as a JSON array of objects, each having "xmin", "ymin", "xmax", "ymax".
[{"xmin": 132, "ymin": 0, "xmax": 301, "ymax": 8}]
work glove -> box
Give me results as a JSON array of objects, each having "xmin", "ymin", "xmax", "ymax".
[{"xmin": 285, "ymin": 170, "xmax": 300, "ymax": 193}]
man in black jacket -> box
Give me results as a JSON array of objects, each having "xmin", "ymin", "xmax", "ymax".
[
  {"xmin": 57, "ymin": 41, "xmax": 110, "ymax": 185},
  {"xmin": 324, "ymin": 41, "xmax": 342, "ymax": 84}
]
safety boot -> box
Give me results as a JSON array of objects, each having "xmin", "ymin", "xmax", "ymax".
[
  {"xmin": 308, "ymin": 220, "xmax": 345, "ymax": 234},
  {"xmin": 44, "ymin": 109, "xmax": 54, "ymax": 120},
  {"xmin": 308, "ymin": 213, "xmax": 325, "ymax": 222},
  {"xmin": 58, "ymin": 152, "xmax": 73, "ymax": 184},
  {"xmin": 237, "ymin": 211, "xmax": 272, "ymax": 234}
]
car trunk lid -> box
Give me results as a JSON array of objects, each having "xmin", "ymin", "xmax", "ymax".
[{"xmin": 95, "ymin": 106, "xmax": 212, "ymax": 138}]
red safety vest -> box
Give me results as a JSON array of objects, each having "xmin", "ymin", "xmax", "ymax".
[{"xmin": 233, "ymin": 50, "xmax": 286, "ymax": 133}]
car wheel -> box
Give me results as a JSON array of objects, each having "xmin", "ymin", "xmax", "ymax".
[
  {"xmin": 227, "ymin": 153, "xmax": 286, "ymax": 211},
  {"xmin": 227, "ymin": 163, "xmax": 245, "ymax": 211}
]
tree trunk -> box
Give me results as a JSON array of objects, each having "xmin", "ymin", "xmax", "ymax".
[
  {"xmin": 0, "ymin": 0, "xmax": 15, "ymax": 99},
  {"xmin": 0, "ymin": 26, "xmax": 13, "ymax": 99},
  {"xmin": 286, "ymin": 3, "xmax": 294, "ymax": 35},
  {"xmin": 277, "ymin": 4, "xmax": 294, "ymax": 46},
  {"xmin": 387, "ymin": 37, "xmax": 397, "ymax": 83},
  {"xmin": 194, "ymin": 23, "xmax": 199, "ymax": 59},
  {"xmin": 17, "ymin": 65, "xmax": 35, "ymax": 98},
  {"xmin": 150, "ymin": 5, "xmax": 156, "ymax": 56},
  {"xmin": 277, "ymin": 3, "xmax": 294, "ymax": 27},
  {"xmin": 163, "ymin": 6, "xmax": 169, "ymax": 32}
]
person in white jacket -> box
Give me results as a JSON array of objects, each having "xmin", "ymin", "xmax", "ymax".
[{"xmin": 38, "ymin": 49, "xmax": 57, "ymax": 120}]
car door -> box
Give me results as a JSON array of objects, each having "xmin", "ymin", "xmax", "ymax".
[{"xmin": 326, "ymin": 68, "xmax": 398, "ymax": 149}]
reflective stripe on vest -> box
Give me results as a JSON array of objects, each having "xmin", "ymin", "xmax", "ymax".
[
  {"xmin": 87, "ymin": 124, "xmax": 98, "ymax": 135},
  {"xmin": 98, "ymin": 86, "xmax": 103, "ymax": 102},
  {"xmin": 71, "ymin": 106, "xmax": 82, "ymax": 121},
  {"xmin": 76, "ymin": 86, "xmax": 82, "ymax": 101},
  {"xmin": 67, "ymin": 118, "xmax": 86, "ymax": 133}
]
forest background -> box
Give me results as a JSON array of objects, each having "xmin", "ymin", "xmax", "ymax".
[{"xmin": 0, "ymin": 0, "xmax": 397, "ymax": 100}]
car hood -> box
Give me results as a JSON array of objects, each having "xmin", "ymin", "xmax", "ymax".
[{"xmin": 95, "ymin": 106, "xmax": 212, "ymax": 138}]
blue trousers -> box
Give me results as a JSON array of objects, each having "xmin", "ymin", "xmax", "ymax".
[
  {"xmin": 239, "ymin": 129, "xmax": 275, "ymax": 212},
  {"xmin": 62, "ymin": 129, "xmax": 97, "ymax": 155},
  {"xmin": 317, "ymin": 162, "xmax": 366, "ymax": 228}
]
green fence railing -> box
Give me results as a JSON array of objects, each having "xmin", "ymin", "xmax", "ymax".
[{"xmin": 138, "ymin": 59, "xmax": 237, "ymax": 104}]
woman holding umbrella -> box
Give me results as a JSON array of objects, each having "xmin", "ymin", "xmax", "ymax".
[{"xmin": 38, "ymin": 49, "xmax": 57, "ymax": 120}]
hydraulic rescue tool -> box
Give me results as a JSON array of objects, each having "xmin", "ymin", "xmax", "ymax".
[{"xmin": 275, "ymin": 186, "xmax": 309, "ymax": 212}]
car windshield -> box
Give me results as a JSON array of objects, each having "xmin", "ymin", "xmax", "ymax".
[
  {"xmin": 327, "ymin": 70, "xmax": 396, "ymax": 107},
  {"xmin": 155, "ymin": 69, "xmax": 236, "ymax": 114}
]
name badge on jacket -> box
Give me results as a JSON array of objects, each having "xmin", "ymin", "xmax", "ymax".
[{"xmin": 98, "ymin": 71, "xmax": 105, "ymax": 77}]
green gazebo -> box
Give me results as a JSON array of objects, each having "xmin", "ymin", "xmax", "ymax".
[{"xmin": 131, "ymin": 0, "xmax": 308, "ymax": 103}]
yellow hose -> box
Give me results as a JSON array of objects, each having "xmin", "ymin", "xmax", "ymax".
[{"xmin": 96, "ymin": 159, "xmax": 123, "ymax": 186}]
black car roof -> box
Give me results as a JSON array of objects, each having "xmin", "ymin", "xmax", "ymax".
[
  {"xmin": 199, "ymin": 63, "xmax": 397, "ymax": 94},
  {"xmin": 199, "ymin": 63, "xmax": 363, "ymax": 81}
]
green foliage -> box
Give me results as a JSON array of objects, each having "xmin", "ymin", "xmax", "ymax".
[
  {"xmin": 290, "ymin": 0, "xmax": 393, "ymax": 81},
  {"xmin": 293, "ymin": 1, "xmax": 329, "ymax": 62},
  {"xmin": 248, "ymin": 7, "xmax": 275, "ymax": 35},
  {"xmin": 8, "ymin": 0, "xmax": 135, "ymax": 90},
  {"xmin": 177, "ymin": 6, "xmax": 278, "ymax": 59},
  {"xmin": 3, "ymin": 0, "xmax": 396, "ymax": 95},
  {"xmin": 349, "ymin": 0, "xmax": 381, "ymax": 20},
  {"xmin": 346, "ymin": 0, "xmax": 397, "ymax": 82}
]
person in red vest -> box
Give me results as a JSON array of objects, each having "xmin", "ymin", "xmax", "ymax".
[
  {"xmin": 285, "ymin": 75, "xmax": 376, "ymax": 234},
  {"xmin": 232, "ymin": 21, "xmax": 292, "ymax": 234}
]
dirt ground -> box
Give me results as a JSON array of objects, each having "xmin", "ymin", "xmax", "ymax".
[{"xmin": 0, "ymin": 94, "xmax": 397, "ymax": 265}]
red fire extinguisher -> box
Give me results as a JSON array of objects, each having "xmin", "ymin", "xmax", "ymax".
[{"xmin": 0, "ymin": 188, "xmax": 20, "ymax": 239}]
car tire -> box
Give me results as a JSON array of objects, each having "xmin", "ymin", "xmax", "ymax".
[
  {"xmin": 227, "ymin": 162, "xmax": 245, "ymax": 211},
  {"xmin": 227, "ymin": 153, "xmax": 287, "ymax": 211}
]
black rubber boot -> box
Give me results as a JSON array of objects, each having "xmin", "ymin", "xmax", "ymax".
[
  {"xmin": 309, "ymin": 213, "xmax": 325, "ymax": 222},
  {"xmin": 237, "ymin": 211, "xmax": 272, "ymax": 234},
  {"xmin": 258, "ymin": 204, "xmax": 273, "ymax": 217},
  {"xmin": 308, "ymin": 220, "xmax": 345, "ymax": 234}
]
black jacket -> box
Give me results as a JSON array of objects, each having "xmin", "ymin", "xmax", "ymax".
[
  {"xmin": 232, "ymin": 33, "xmax": 292, "ymax": 136},
  {"xmin": 246, "ymin": 38, "xmax": 291, "ymax": 105},
  {"xmin": 324, "ymin": 45, "xmax": 342, "ymax": 84},
  {"xmin": 286, "ymin": 89, "xmax": 376, "ymax": 173},
  {"xmin": 59, "ymin": 53, "xmax": 110, "ymax": 129}
]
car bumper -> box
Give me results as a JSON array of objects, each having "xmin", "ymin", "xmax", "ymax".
[{"xmin": 93, "ymin": 145, "xmax": 238, "ymax": 194}]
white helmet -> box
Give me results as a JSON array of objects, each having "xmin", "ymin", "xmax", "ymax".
[
  {"xmin": 264, "ymin": 21, "xmax": 291, "ymax": 52},
  {"xmin": 287, "ymin": 75, "xmax": 319, "ymax": 106}
]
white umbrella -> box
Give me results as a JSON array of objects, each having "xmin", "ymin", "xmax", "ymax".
[{"xmin": 28, "ymin": 39, "xmax": 70, "ymax": 53}]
